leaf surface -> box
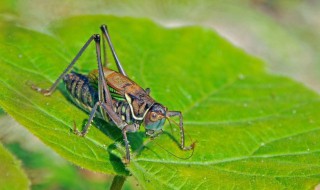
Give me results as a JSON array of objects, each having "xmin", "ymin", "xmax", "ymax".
[
  {"xmin": 0, "ymin": 142, "xmax": 30, "ymax": 190},
  {"xmin": 0, "ymin": 16, "xmax": 319, "ymax": 189}
]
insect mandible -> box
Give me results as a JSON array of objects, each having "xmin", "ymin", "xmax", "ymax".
[{"xmin": 31, "ymin": 25, "xmax": 195, "ymax": 163}]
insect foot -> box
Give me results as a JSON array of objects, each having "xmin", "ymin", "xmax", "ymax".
[
  {"xmin": 27, "ymin": 81, "xmax": 52, "ymax": 96},
  {"xmin": 72, "ymin": 120, "xmax": 88, "ymax": 137}
]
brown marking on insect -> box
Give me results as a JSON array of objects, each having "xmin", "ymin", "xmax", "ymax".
[{"xmin": 89, "ymin": 68, "xmax": 156, "ymax": 118}]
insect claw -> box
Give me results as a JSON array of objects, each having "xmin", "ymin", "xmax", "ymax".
[
  {"xmin": 73, "ymin": 129, "xmax": 80, "ymax": 136},
  {"xmin": 73, "ymin": 129, "xmax": 86, "ymax": 137},
  {"xmin": 73, "ymin": 130, "xmax": 80, "ymax": 136},
  {"xmin": 72, "ymin": 120, "xmax": 83, "ymax": 136}
]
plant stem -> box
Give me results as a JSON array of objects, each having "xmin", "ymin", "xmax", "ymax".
[{"xmin": 110, "ymin": 175, "xmax": 126, "ymax": 190}]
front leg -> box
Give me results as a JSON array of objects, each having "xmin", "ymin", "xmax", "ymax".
[{"xmin": 72, "ymin": 100, "xmax": 139, "ymax": 163}]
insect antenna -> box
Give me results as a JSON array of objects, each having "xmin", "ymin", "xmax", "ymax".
[
  {"xmin": 152, "ymin": 139, "xmax": 195, "ymax": 160},
  {"xmin": 166, "ymin": 117, "xmax": 174, "ymax": 135},
  {"xmin": 166, "ymin": 116, "xmax": 196, "ymax": 148},
  {"xmin": 158, "ymin": 116, "xmax": 196, "ymax": 159}
]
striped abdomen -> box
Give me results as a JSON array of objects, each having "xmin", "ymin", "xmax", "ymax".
[
  {"xmin": 63, "ymin": 72, "xmax": 98, "ymax": 113},
  {"xmin": 63, "ymin": 72, "xmax": 138, "ymax": 125}
]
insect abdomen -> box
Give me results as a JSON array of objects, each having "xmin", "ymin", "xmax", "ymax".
[{"xmin": 63, "ymin": 72, "xmax": 98, "ymax": 112}]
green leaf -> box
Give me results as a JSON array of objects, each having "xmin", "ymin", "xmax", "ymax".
[
  {"xmin": 0, "ymin": 15, "xmax": 320, "ymax": 189},
  {"xmin": 0, "ymin": 114, "xmax": 136, "ymax": 189},
  {"xmin": 0, "ymin": 142, "xmax": 30, "ymax": 190},
  {"xmin": 5, "ymin": 142, "xmax": 115, "ymax": 190}
]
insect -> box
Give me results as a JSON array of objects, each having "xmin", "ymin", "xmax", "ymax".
[{"xmin": 30, "ymin": 25, "xmax": 195, "ymax": 163}]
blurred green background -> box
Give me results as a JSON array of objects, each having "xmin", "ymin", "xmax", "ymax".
[{"xmin": 0, "ymin": 0, "xmax": 319, "ymax": 189}]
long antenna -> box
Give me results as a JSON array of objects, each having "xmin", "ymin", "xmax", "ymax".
[
  {"xmin": 166, "ymin": 116, "xmax": 196, "ymax": 150},
  {"xmin": 153, "ymin": 140, "xmax": 195, "ymax": 160}
]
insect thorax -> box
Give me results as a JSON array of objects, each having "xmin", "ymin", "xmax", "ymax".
[{"xmin": 112, "ymin": 100, "xmax": 142, "ymax": 125}]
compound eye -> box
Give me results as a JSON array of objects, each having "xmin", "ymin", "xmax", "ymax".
[{"xmin": 150, "ymin": 112, "xmax": 158, "ymax": 122}]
